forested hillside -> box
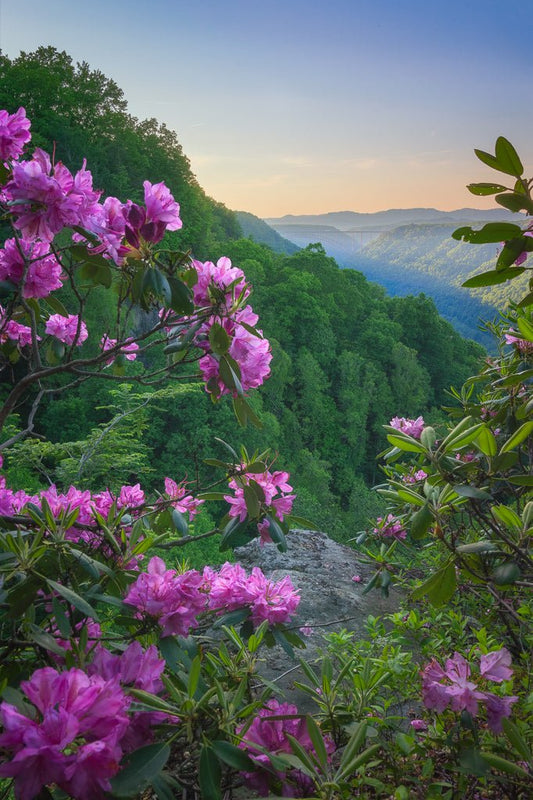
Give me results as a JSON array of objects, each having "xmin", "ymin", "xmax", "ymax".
[{"xmin": 0, "ymin": 48, "xmax": 484, "ymax": 542}]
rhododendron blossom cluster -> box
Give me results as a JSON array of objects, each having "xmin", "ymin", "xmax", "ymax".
[
  {"xmin": 0, "ymin": 641, "xmax": 168, "ymax": 800},
  {"xmin": 0, "ymin": 106, "xmax": 31, "ymax": 162},
  {"xmin": 45, "ymin": 314, "xmax": 88, "ymax": 346},
  {"xmin": 373, "ymin": 513, "xmax": 407, "ymax": 540},
  {"xmin": 0, "ymin": 237, "xmax": 63, "ymax": 298},
  {"xmin": 124, "ymin": 557, "xmax": 300, "ymax": 634},
  {"xmin": 237, "ymin": 698, "xmax": 334, "ymax": 797},
  {"xmin": 389, "ymin": 415, "xmax": 425, "ymax": 438},
  {"xmin": 421, "ymin": 649, "xmax": 518, "ymax": 733},
  {"xmin": 225, "ymin": 467, "xmax": 295, "ymax": 541}
]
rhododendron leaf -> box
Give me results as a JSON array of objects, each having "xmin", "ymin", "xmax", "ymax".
[
  {"xmin": 79, "ymin": 259, "xmax": 112, "ymax": 288},
  {"xmin": 238, "ymin": 320, "xmax": 264, "ymax": 338},
  {"xmin": 517, "ymin": 316, "xmax": 533, "ymax": 341},
  {"xmin": 496, "ymin": 192, "xmax": 533, "ymax": 213},
  {"xmin": 284, "ymin": 735, "xmax": 319, "ymax": 777},
  {"xmin": 475, "ymin": 138, "xmax": 523, "ymax": 177},
  {"xmin": 518, "ymin": 290, "xmax": 533, "ymax": 307},
  {"xmin": 43, "ymin": 295, "xmax": 69, "ymax": 317},
  {"xmin": 462, "ymin": 268, "xmax": 526, "ymax": 288},
  {"xmin": 51, "ymin": 596, "xmax": 71, "ymax": 637},
  {"xmin": 285, "ymin": 513, "xmax": 318, "ymax": 530},
  {"xmin": 386, "ymin": 434, "xmax": 426, "ymax": 453},
  {"xmin": 475, "ymin": 426, "xmax": 498, "ymax": 456},
  {"xmin": 456, "ymin": 541, "xmax": 498, "ymax": 554},
  {"xmin": 440, "ymin": 420, "xmax": 484, "ymax": 452},
  {"xmin": 266, "ymin": 514, "xmax": 288, "ymax": 552},
  {"xmin": 46, "ymin": 578, "xmax": 100, "ymax": 621},
  {"xmin": 27, "ymin": 623, "xmax": 66, "ymax": 655},
  {"xmin": 452, "ymin": 485, "xmax": 492, "ymax": 501},
  {"xmin": 502, "ymin": 719, "xmax": 532, "ymax": 763},
  {"xmin": 452, "ymin": 222, "xmax": 523, "ymax": 244},
  {"xmin": 111, "ymin": 743, "xmax": 171, "ymax": 797},
  {"xmin": 232, "ymin": 396, "xmax": 262, "ymax": 429},
  {"xmin": 209, "ymin": 322, "xmax": 231, "ymax": 355},
  {"xmin": 245, "ymin": 461, "xmax": 267, "ymax": 473},
  {"xmin": 199, "ymin": 745, "xmax": 222, "ymax": 800},
  {"xmin": 305, "ymin": 715, "xmax": 329, "ymax": 768},
  {"xmin": 211, "ymin": 740, "xmax": 255, "ymax": 771},
  {"xmin": 480, "ymin": 752, "xmax": 530, "ymax": 778},
  {"xmin": 410, "ymin": 503, "xmax": 433, "ymax": 540},
  {"xmin": 243, "ymin": 484, "xmax": 261, "ymax": 518},
  {"xmin": 458, "ymin": 747, "xmax": 490, "ymax": 777},
  {"xmin": 396, "ymin": 488, "xmax": 426, "ymax": 506},
  {"xmin": 411, "ymin": 562, "xmax": 456, "ymax": 607},
  {"xmin": 171, "ymin": 508, "xmax": 188, "ymax": 536},
  {"xmin": 196, "ymin": 490, "xmax": 227, "ymax": 500},
  {"xmin": 494, "ymin": 137, "xmax": 524, "ymax": 177},
  {"xmin": 167, "ymin": 275, "xmax": 193, "ymax": 314},
  {"xmin": 220, "ymin": 355, "xmax": 243, "ymax": 396},
  {"xmin": 495, "ymin": 368, "xmax": 533, "ymax": 388},
  {"xmin": 499, "ymin": 421, "xmax": 533, "ymax": 453},
  {"xmin": 507, "ymin": 475, "xmax": 533, "ymax": 486},
  {"xmin": 467, "ymin": 182, "xmax": 509, "ymax": 195},
  {"xmin": 492, "ymin": 562, "xmax": 521, "ymax": 585}
]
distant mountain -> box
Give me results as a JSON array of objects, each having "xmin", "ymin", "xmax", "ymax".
[
  {"xmin": 235, "ymin": 211, "xmax": 300, "ymax": 254},
  {"xmin": 266, "ymin": 207, "xmax": 517, "ymax": 231},
  {"xmin": 262, "ymin": 209, "xmax": 527, "ymax": 346}
]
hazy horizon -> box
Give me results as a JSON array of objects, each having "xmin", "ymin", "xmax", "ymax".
[{"xmin": 1, "ymin": 0, "xmax": 532, "ymax": 217}]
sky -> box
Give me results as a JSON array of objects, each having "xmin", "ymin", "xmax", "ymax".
[{"xmin": 1, "ymin": 0, "xmax": 532, "ymax": 217}]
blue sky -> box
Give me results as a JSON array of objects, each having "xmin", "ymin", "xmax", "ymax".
[{"xmin": 1, "ymin": 0, "xmax": 532, "ymax": 215}]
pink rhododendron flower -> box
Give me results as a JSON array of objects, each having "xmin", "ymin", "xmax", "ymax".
[
  {"xmin": 0, "ymin": 666, "xmax": 129, "ymax": 800},
  {"xmin": 143, "ymin": 180, "xmax": 182, "ymax": 232},
  {"xmin": 100, "ymin": 335, "xmax": 139, "ymax": 365},
  {"xmin": 45, "ymin": 314, "xmax": 88, "ymax": 346},
  {"xmin": 191, "ymin": 256, "xmax": 249, "ymax": 308},
  {"xmin": 402, "ymin": 469, "xmax": 428, "ymax": 484},
  {"xmin": 204, "ymin": 562, "xmax": 300, "ymax": 626},
  {"xmin": 0, "ymin": 313, "xmax": 36, "ymax": 348},
  {"xmin": 124, "ymin": 556, "xmax": 207, "ymax": 636},
  {"xmin": 237, "ymin": 699, "xmax": 334, "ymax": 797},
  {"xmin": 373, "ymin": 513, "xmax": 406, "ymax": 540},
  {"xmin": 504, "ymin": 332, "xmax": 533, "ymax": 354},
  {"xmin": 480, "ymin": 648, "xmax": 513, "ymax": 683},
  {"xmin": 224, "ymin": 466, "xmax": 295, "ymax": 540},
  {"xmin": 0, "ymin": 238, "xmax": 63, "ymax": 298},
  {"xmin": 0, "ymin": 107, "xmax": 31, "ymax": 161},
  {"xmin": 117, "ymin": 483, "xmax": 145, "ymax": 509},
  {"xmin": 163, "ymin": 476, "xmax": 204, "ymax": 520},
  {"xmin": 389, "ymin": 415, "xmax": 425, "ymax": 438},
  {"xmin": 5, "ymin": 149, "xmax": 101, "ymax": 242},
  {"xmin": 421, "ymin": 650, "xmax": 518, "ymax": 733}
]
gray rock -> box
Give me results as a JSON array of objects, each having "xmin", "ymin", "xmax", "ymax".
[{"xmin": 235, "ymin": 529, "xmax": 398, "ymax": 709}]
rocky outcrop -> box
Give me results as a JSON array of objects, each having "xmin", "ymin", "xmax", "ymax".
[{"xmin": 236, "ymin": 529, "xmax": 398, "ymax": 708}]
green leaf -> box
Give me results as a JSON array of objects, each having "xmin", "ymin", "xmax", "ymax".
[
  {"xmin": 499, "ymin": 421, "xmax": 533, "ymax": 453},
  {"xmin": 411, "ymin": 563, "xmax": 457, "ymax": 607},
  {"xmin": 462, "ymin": 268, "xmax": 525, "ymax": 288},
  {"xmin": 480, "ymin": 752, "xmax": 530, "ymax": 778},
  {"xmin": 494, "ymin": 136, "xmax": 524, "ymax": 177},
  {"xmin": 502, "ymin": 718, "xmax": 532, "ymax": 762},
  {"xmin": 265, "ymin": 514, "xmax": 288, "ymax": 552},
  {"xmin": 410, "ymin": 504, "xmax": 433, "ymax": 540},
  {"xmin": 78, "ymin": 260, "xmax": 112, "ymax": 289},
  {"xmin": 495, "ymin": 192, "xmax": 533, "ymax": 213},
  {"xmin": 442, "ymin": 423, "xmax": 485, "ymax": 453},
  {"xmin": 167, "ymin": 275, "xmax": 193, "ymax": 315},
  {"xmin": 492, "ymin": 562, "xmax": 521, "ymax": 585},
  {"xmin": 46, "ymin": 579, "xmax": 99, "ymax": 622},
  {"xmin": 475, "ymin": 137, "xmax": 523, "ymax": 177},
  {"xmin": 171, "ymin": 508, "xmax": 188, "ymax": 536},
  {"xmin": 452, "ymin": 222, "xmax": 523, "ymax": 244},
  {"xmin": 491, "ymin": 504, "xmax": 522, "ymax": 529},
  {"xmin": 243, "ymin": 484, "xmax": 261, "ymax": 519},
  {"xmin": 211, "ymin": 740, "xmax": 255, "ymax": 771},
  {"xmin": 26, "ymin": 623, "xmax": 67, "ymax": 655},
  {"xmin": 517, "ymin": 316, "xmax": 533, "ymax": 341},
  {"xmin": 386, "ymin": 434, "xmax": 426, "ymax": 453},
  {"xmin": 219, "ymin": 355, "xmax": 243, "ymax": 396},
  {"xmin": 467, "ymin": 182, "xmax": 508, "ymax": 196},
  {"xmin": 305, "ymin": 716, "xmax": 329, "ymax": 768},
  {"xmin": 284, "ymin": 514, "xmax": 318, "ymax": 530},
  {"xmin": 456, "ymin": 541, "xmax": 498, "ymax": 554},
  {"xmin": 475, "ymin": 427, "xmax": 498, "ymax": 457},
  {"xmin": 452, "ymin": 485, "xmax": 492, "ymax": 501},
  {"xmin": 208, "ymin": 323, "xmax": 231, "ymax": 355},
  {"xmin": 199, "ymin": 745, "xmax": 222, "ymax": 800},
  {"xmin": 111, "ymin": 743, "xmax": 170, "ymax": 797},
  {"xmin": 458, "ymin": 746, "xmax": 489, "ymax": 777},
  {"xmin": 44, "ymin": 295, "xmax": 69, "ymax": 317},
  {"xmin": 507, "ymin": 475, "xmax": 533, "ymax": 486},
  {"xmin": 496, "ymin": 238, "xmax": 529, "ymax": 270}
]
